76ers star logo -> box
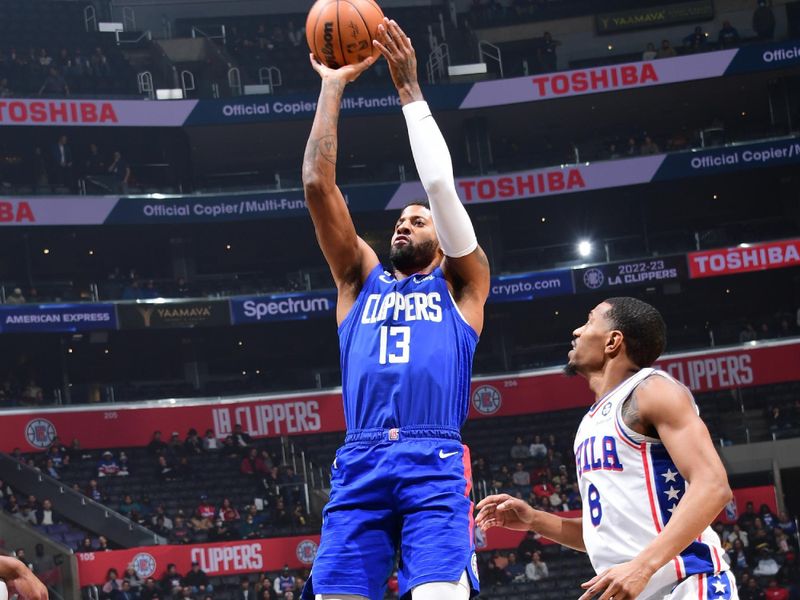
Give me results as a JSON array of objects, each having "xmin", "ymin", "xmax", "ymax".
[
  {"xmin": 471, "ymin": 385, "xmax": 502, "ymax": 415},
  {"xmin": 25, "ymin": 418, "xmax": 57, "ymax": 449}
]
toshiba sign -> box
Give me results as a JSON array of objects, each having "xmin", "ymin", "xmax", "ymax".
[
  {"xmin": 0, "ymin": 100, "xmax": 118, "ymax": 124},
  {"xmin": 688, "ymin": 239, "xmax": 800, "ymax": 278}
]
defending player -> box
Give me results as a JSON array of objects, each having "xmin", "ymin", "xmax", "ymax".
[
  {"xmin": 476, "ymin": 298, "xmax": 737, "ymax": 600},
  {"xmin": 300, "ymin": 18, "xmax": 490, "ymax": 600}
]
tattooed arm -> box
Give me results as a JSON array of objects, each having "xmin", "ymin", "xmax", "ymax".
[{"xmin": 302, "ymin": 54, "xmax": 380, "ymax": 324}]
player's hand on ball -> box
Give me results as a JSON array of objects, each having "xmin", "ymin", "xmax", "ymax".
[
  {"xmin": 475, "ymin": 494, "xmax": 537, "ymax": 532},
  {"xmin": 308, "ymin": 53, "xmax": 375, "ymax": 84},
  {"xmin": 579, "ymin": 560, "xmax": 653, "ymax": 600},
  {"xmin": 373, "ymin": 19, "xmax": 419, "ymax": 94}
]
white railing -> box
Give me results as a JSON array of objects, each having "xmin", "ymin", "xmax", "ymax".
[
  {"xmin": 137, "ymin": 71, "xmax": 154, "ymax": 99},
  {"xmin": 479, "ymin": 40, "xmax": 504, "ymax": 79},
  {"xmin": 114, "ymin": 30, "xmax": 152, "ymax": 45},
  {"xmin": 427, "ymin": 43, "xmax": 450, "ymax": 84},
  {"xmin": 83, "ymin": 4, "xmax": 97, "ymax": 32},
  {"xmin": 191, "ymin": 25, "xmax": 226, "ymax": 43},
  {"xmin": 181, "ymin": 70, "xmax": 196, "ymax": 97},
  {"xmin": 122, "ymin": 6, "xmax": 135, "ymax": 31},
  {"xmin": 259, "ymin": 66, "xmax": 283, "ymax": 91}
]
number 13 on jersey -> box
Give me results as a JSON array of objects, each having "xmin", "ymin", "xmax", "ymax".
[{"xmin": 379, "ymin": 326, "xmax": 410, "ymax": 364}]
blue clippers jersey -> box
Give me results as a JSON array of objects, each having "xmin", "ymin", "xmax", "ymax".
[{"xmin": 337, "ymin": 264, "xmax": 479, "ymax": 432}]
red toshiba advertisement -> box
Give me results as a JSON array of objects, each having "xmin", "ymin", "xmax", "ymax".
[
  {"xmin": 1, "ymin": 340, "xmax": 799, "ymax": 453},
  {"xmin": 688, "ymin": 238, "xmax": 800, "ymax": 279}
]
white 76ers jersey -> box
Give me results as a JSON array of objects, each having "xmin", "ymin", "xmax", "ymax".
[{"xmin": 574, "ymin": 369, "xmax": 730, "ymax": 599}]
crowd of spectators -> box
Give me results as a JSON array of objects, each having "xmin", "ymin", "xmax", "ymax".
[{"xmin": 0, "ymin": 46, "xmax": 117, "ymax": 98}]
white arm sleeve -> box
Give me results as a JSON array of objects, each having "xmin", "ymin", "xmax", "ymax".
[{"xmin": 402, "ymin": 101, "xmax": 478, "ymax": 258}]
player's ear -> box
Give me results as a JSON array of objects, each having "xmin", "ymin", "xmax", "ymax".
[{"xmin": 605, "ymin": 330, "xmax": 624, "ymax": 357}]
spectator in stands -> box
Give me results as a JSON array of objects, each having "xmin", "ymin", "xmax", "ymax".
[
  {"xmin": 184, "ymin": 428, "xmax": 203, "ymax": 454},
  {"xmin": 231, "ymin": 423, "xmax": 253, "ymax": 449},
  {"xmin": 77, "ymin": 536, "xmax": 94, "ymax": 553},
  {"xmin": 239, "ymin": 513, "xmax": 261, "ymax": 539},
  {"xmin": 683, "ymin": 26, "xmax": 708, "ymax": 52},
  {"xmin": 504, "ymin": 551, "xmax": 525, "ymax": 582},
  {"xmin": 107, "ymin": 151, "xmax": 131, "ymax": 194},
  {"xmin": 102, "ymin": 568, "xmax": 122, "ymax": 598},
  {"xmin": 68, "ymin": 49, "xmax": 91, "ymax": 92},
  {"xmin": 90, "ymin": 47, "xmax": 111, "ymax": 79},
  {"xmin": 148, "ymin": 431, "xmax": 168, "ymax": 455},
  {"xmin": 517, "ymin": 530, "xmax": 542, "ymax": 561},
  {"xmin": 718, "ymin": 21, "xmax": 741, "ymax": 47},
  {"xmin": 528, "ymin": 434, "xmax": 547, "ymax": 459},
  {"xmin": 754, "ymin": 544, "xmax": 781, "ymax": 576},
  {"xmin": 156, "ymin": 455, "xmax": 176, "ymax": 482},
  {"xmin": 759, "ymin": 322, "xmax": 773, "ymax": 339},
  {"xmin": 190, "ymin": 512, "xmax": 214, "ymax": 541},
  {"xmin": 256, "ymin": 574, "xmax": 277, "ymax": 600},
  {"xmin": 174, "ymin": 456, "xmax": 193, "ymax": 479},
  {"xmin": 86, "ymin": 479, "xmax": 104, "ymax": 502},
  {"xmin": 196, "ymin": 495, "xmax": 216, "ymax": 520},
  {"xmin": 117, "ymin": 494, "xmax": 141, "ymax": 517},
  {"xmin": 273, "ymin": 566, "xmax": 294, "ymax": 597},
  {"xmin": 35, "ymin": 498, "xmax": 57, "ymax": 525},
  {"xmin": 512, "ymin": 462, "xmax": 531, "ymax": 496},
  {"xmin": 97, "ymin": 450, "xmax": 120, "ymax": 477},
  {"xmin": 118, "ymin": 452, "xmax": 131, "ymax": 477},
  {"xmin": 510, "ymin": 435, "xmax": 530, "ymax": 459},
  {"xmin": 740, "ymin": 501, "xmax": 759, "ymax": 530},
  {"xmin": 272, "ymin": 497, "xmax": 292, "ymax": 527},
  {"xmin": 753, "ymin": 0, "xmax": 776, "ymax": 40},
  {"xmin": 740, "ymin": 323, "xmax": 758, "ymax": 343},
  {"xmin": 640, "ymin": 135, "xmax": 660, "ymax": 155},
  {"xmin": 763, "ymin": 578, "xmax": 789, "ymax": 600},
  {"xmin": 218, "ymin": 497, "xmax": 240, "ymax": 523},
  {"xmin": 776, "ymin": 511, "xmax": 797, "ymax": 536},
  {"xmin": 123, "ymin": 565, "xmax": 144, "ymax": 591},
  {"xmin": 657, "ymin": 39, "xmax": 677, "ymax": 59},
  {"xmin": 525, "ymin": 550, "xmax": 549, "ymax": 581},
  {"xmin": 169, "ymin": 515, "xmax": 192, "ymax": 544},
  {"xmin": 160, "ymin": 564, "xmax": 183, "ymax": 597},
  {"xmin": 741, "ymin": 577, "xmax": 765, "ymax": 600},
  {"xmin": 201, "ymin": 429, "xmax": 218, "ymax": 451},
  {"xmin": 6, "ymin": 288, "xmax": 26, "ymax": 304},
  {"xmin": 624, "ymin": 136, "xmax": 639, "ymax": 156},
  {"xmin": 241, "ymin": 447, "xmax": 268, "ymax": 475},
  {"xmin": 642, "ymin": 43, "xmax": 658, "ymax": 61},
  {"xmin": 238, "ymin": 577, "xmax": 256, "ymax": 600},
  {"xmin": 38, "ymin": 67, "xmax": 69, "ymax": 97},
  {"xmin": 182, "ymin": 562, "xmax": 212, "ymax": 596},
  {"xmin": 139, "ymin": 578, "xmax": 159, "ymax": 600},
  {"xmin": 151, "ymin": 505, "xmax": 173, "ymax": 530},
  {"xmin": 97, "ymin": 535, "xmax": 112, "ymax": 552},
  {"xmin": 538, "ymin": 32, "xmax": 560, "ymax": 72},
  {"xmin": 778, "ymin": 552, "xmax": 799, "ymax": 592},
  {"xmin": 729, "ymin": 538, "xmax": 753, "ymax": 570},
  {"xmin": 52, "ymin": 134, "xmax": 73, "ymax": 188},
  {"xmin": 286, "ymin": 21, "xmax": 303, "ymax": 48},
  {"xmin": 112, "ymin": 579, "xmax": 137, "ymax": 600},
  {"xmin": 85, "ymin": 143, "xmax": 107, "ymax": 176}
]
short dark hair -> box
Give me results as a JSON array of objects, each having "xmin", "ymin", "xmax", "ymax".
[
  {"xmin": 603, "ymin": 297, "xmax": 666, "ymax": 368},
  {"xmin": 401, "ymin": 200, "xmax": 430, "ymax": 212}
]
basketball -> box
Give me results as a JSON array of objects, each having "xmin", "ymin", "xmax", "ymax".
[{"xmin": 306, "ymin": 0, "xmax": 384, "ymax": 69}]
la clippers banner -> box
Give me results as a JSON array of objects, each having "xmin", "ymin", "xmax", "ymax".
[
  {"xmin": 688, "ymin": 238, "xmax": 800, "ymax": 279},
  {"xmin": 574, "ymin": 256, "xmax": 686, "ymax": 293},
  {"xmin": 1, "ymin": 42, "xmax": 799, "ymax": 129},
  {"xmin": 76, "ymin": 536, "xmax": 322, "ymax": 586},
  {"xmin": 1, "ymin": 339, "xmax": 798, "ymax": 452},
  {"xmin": 0, "ymin": 303, "xmax": 116, "ymax": 333}
]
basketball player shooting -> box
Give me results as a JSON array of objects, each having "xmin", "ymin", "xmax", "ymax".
[
  {"xmin": 0, "ymin": 555, "xmax": 48, "ymax": 600},
  {"xmin": 476, "ymin": 298, "xmax": 737, "ymax": 600},
  {"xmin": 300, "ymin": 17, "xmax": 490, "ymax": 600}
]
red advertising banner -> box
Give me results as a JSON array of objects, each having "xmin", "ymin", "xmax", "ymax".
[
  {"xmin": 1, "ymin": 340, "xmax": 798, "ymax": 453},
  {"xmin": 717, "ymin": 485, "xmax": 779, "ymax": 525},
  {"xmin": 76, "ymin": 535, "xmax": 321, "ymax": 586},
  {"xmin": 688, "ymin": 238, "xmax": 800, "ymax": 279}
]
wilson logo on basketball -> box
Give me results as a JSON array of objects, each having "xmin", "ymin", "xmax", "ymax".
[
  {"xmin": 471, "ymin": 385, "xmax": 502, "ymax": 415},
  {"xmin": 321, "ymin": 22, "xmax": 340, "ymax": 69},
  {"xmin": 25, "ymin": 418, "xmax": 57, "ymax": 449}
]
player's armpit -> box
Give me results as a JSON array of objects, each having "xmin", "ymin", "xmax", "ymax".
[
  {"xmin": 442, "ymin": 246, "xmax": 491, "ymax": 334},
  {"xmin": 629, "ymin": 376, "xmax": 732, "ymax": 574}
]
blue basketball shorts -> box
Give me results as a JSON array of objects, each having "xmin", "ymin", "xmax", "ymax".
[{"xmin": 301, "ymin": 427, "xmax": 480, "ymax": 600}]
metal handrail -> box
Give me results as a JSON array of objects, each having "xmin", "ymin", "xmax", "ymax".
[
  {"xmin": 258, "ymin": 66, "xmax": 283, "ymax": 91},
  {"xmin": 114, "ymin": 30, "xmax": 152, "ymax": 45},
  {"xmin": 181, "ymin": 70, "xmax": 196, "ymax": 97},
  {"xmin": 479, "ymin": 39, "xmax": 504, "ymax": 79},
  {"xmin": 137, "ymin": 71, "xmax": 154, "ymax": 99},
  {"xmin": 191, "ymin": 25, "xmax": 227, "ymax": 43},
  {"xmin": 83, "ymin": 4, "xmax": 96, "ymax": 32},
  {"xmin": 426, "ymin": 43, "xmax": 450, "ymax": 84}
]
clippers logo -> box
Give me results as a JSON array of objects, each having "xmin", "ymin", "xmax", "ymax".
[
  {"xmin": 583, "ymin": 268, "xmax": 605, "ymax": 290},
  {"xmin": 296, "ymin": 540, "xmax": 318, "ymax": 565},
  {"xmin": 472, "ymin": 385, "xmax": 502, "ymax": 415},
  {"xmin": 131, "ymin": 553, "xmax": 157, "ymax": 578},
  {"xmin": 25, "ymin": 418, "xmax": 56, "ymax": 449}
]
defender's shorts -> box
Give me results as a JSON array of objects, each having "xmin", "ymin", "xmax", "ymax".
[
  {"xmin": 661, "ymin": 571, "xmax": 738, "ymax": 599},
  {"xmin": 302, "ymin": 427, "xmax": 480, "ymax": 600}
]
